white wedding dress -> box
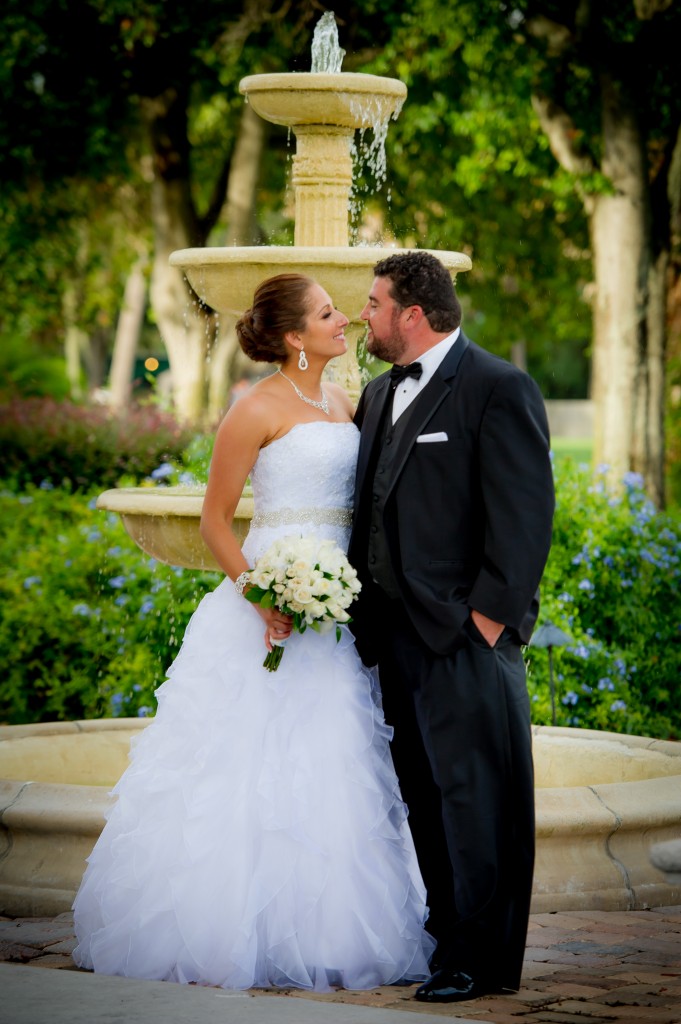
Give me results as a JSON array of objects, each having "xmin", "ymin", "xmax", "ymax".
[{"xmin": 73, "ymin": 420, "xmax": 435, "ymax": 992}]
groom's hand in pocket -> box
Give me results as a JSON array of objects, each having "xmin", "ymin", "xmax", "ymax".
[{"xmin": 470, "ymin": 609, "xmax": 505, "ymax": 648}]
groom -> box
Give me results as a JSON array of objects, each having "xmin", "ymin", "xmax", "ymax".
[{"xmin": 348, "ymin": 252, "xmax": 555, "ymax": 1003}]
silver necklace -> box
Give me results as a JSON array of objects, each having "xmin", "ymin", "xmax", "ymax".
[{"xmin": 277, "ymin": 368, "xmax": 330, "ymax": 415}]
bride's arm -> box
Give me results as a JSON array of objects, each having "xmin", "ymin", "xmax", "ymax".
[{"xmin": 200, "ymin": 395, "xmax": 292, "ymax": 647}]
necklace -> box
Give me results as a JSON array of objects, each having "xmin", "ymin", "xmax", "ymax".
[{"xmin": 277, "ymin": 368, "xmax": 329, "ymax": 415}]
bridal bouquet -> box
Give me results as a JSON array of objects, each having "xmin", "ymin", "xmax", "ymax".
[{"xmin": 244, "ymin": 534, "xmax": 362, "ymax": 672}]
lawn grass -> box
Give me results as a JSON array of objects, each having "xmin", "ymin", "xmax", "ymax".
[{"xmin": 551, "ymin": 437, "xmax": 593, "ymax": 465}]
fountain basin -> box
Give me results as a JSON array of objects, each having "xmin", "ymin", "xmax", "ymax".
[
  {"xmin": 240, "ymin": 72, "xmax": 407, "ymax": 128},
  {"xmin": 96, "ymin": 487, "xmax": 254, "ymax": 570},
  {"xmin": 169, "ymin": 246, "xmax": 472, "ymax": 319},
  {"xmin": 1, "ymin": 722, "xmax": 679, "ymax": 917}
]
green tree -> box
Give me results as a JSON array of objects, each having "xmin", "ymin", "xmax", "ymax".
[{"xmin": 361, "ymin": 0, "xmax": 681, "ymax": 503}]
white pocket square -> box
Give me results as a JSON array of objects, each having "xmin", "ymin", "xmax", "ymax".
[{"xmin": 416, "ymin": 431, "xmax": 449, "ymax": 443}]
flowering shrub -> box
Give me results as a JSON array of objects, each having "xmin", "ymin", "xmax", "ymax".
[
  {"xmin": 0, "ymin": 397, "xmax": 197, "ymax": 491},
  {"xmin": 526, "ymin": 462, "xmax": 681, "ymax": 738},
  {"xmin": 0, "ymin": 486, "xmax": 219, "ymax": 723},
  {"xmin": 1, "ymin": 459, "xmax": 679, "ymax": 736}
]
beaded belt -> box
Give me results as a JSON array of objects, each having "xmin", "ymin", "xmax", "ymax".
[{"xmin": 251, "ymin": 506, "xmax": 353, "ymax": 528}]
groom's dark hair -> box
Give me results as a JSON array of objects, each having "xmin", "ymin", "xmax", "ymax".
[{"xmin": 373, "ymin": 252, "xmax": 461, "ymax": 333}]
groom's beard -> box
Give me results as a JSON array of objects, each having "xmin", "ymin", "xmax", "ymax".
[{"xmin": 366, "ymin": 309, "xmax": 408, "ymax": 365}]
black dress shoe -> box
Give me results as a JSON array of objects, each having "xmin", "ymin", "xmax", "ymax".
[{"xmin": 414, "ymin": 968, "xmax": 502, "ymax": 1003}]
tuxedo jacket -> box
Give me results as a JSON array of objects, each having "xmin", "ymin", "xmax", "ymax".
[{"xmin": 348, "ymin": 333, "xmax": 555, "ymax": 656}]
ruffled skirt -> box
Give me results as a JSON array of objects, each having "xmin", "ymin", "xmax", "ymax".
[{"xmin": 72, "ymin": 575, "xmax": 435, "ymax": 990}]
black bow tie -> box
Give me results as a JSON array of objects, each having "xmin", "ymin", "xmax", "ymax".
[{"xmin": 389, "ymin": 362, "xmax": 423, "ymax": 388}]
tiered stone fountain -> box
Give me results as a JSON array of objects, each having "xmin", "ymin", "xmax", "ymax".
[{"xmin": 1, "ymin": 16, "xmax": 679, "ymax": 917}]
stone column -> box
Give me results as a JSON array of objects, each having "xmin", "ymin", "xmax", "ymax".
[{"xmin": 291, "ymin": 126, "xmax": 353, "ymax": 247}]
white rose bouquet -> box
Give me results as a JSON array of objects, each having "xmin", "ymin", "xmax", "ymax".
[{"xmin": 244, "ymin": 534, "xmax": 362, "ymax": 672}]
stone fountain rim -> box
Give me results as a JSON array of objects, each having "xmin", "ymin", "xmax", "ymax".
[
  {"xmin": 239, "ymin": 71, "xmax": 408, "ymax": 99},
  {"xmin": 3, "ymin": 719, "xmax": 678, "ymax": 760},
  {"xmin": 169, "ymin": 245, "xmax": 473, "ymax": 272},
  {"xmin": 96, "ymin": 487, "xmax": 252, "ymax": 519},
  {"xmin": 3, "ymin": 722, "xmax": 680, "ymax": 916}
]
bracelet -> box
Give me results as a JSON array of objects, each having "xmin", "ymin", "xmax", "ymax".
[{"xmin": 234, "ymin": 571, "xmax": 251, "ymax": 597}]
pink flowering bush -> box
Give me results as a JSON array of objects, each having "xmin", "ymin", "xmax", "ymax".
[{"xmin": 0, "ymin": 398, "xmax": 196, "ymax": 491}]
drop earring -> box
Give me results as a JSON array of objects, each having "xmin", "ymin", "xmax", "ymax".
[{"xmin": 298, "ymin": 348, "xmax": 309, "ymax": 371}]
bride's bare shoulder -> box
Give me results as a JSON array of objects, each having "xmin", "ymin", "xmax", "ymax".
[{"xmin": 325, "ymin": 381, "xmax": 355, "ymax": 419}]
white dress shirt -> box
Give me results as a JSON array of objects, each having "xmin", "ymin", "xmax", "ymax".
[{"xmin": 391, "ymin": 327, "xmax": 461, "ymax": 423}]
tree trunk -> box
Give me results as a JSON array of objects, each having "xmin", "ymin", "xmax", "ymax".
[
  {"xmin": 204, "ymin": 103, "xmax": 268, "ymax": 420},
  {"xmin": 589, "ymin": 72, "xmax": 665, "ymax": 501},
  {"xmin": 108, "ymin": 259, "xmax": 147, "ymax": 412},
  {"xmin": 62, "ymin": 284, "xmax": 87, "ymax": 401},
  {"xmin": 142, "ymin": 87, "xmax": 211, "ymax": 425}
]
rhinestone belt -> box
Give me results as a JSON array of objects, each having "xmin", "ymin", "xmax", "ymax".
[{"xmin": 251, "ymin": 506, "xmax": 353, "ymax": 528}]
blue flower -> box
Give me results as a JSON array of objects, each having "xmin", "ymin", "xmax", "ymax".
[
  {"xmin": 18, "ymin": 496, "xmax": 33, "ymax": 505},
  {"xmin": 562, "ymin": 691, "xmax": 579, "ymax": 706},
  {"xmin": 558, "ymin": 592, "xmax": 574, "ymax": 603},
  {"xmin": 598, "ymin": 677, "xmax": 615, "ymax": 692},
  {"xmin": 140, "ymin": 598, "xmax": 155, "ymax": 615},
  {"xmin": 151, "ymin": 462, "xmax": 174, "ymax": 481},
  {"xmin": 568, "ymin": 644, "xmax": 590, "ymax": 659},
  {"xmin": 114, "ymin": 594, "xmax": 129, "ymax": 607},
  {"xmin": 23, "ymin": 576, "xmax": 41, "ymax": 589},
  {"xmin": 111, "ymin": 692, "xmax": 125, "ymax": 709},
  {"xmin": 107, "ymin": 546, "xmax": 122, "ymax": 557},
  {"xmin": 578, "ymin": 579, "xmax": 594, "ymax": 591},
  {"xmin": 72, "ymin": 603, "xmax": 91, "ymax": 616},
  {"xmin": 137, "ymin": 706, "xmax": 154, "ymax": 717},
  {"xmin": 610, "ymin": 700, "xmax": 627, "ymax": 712},
  {"xmin": 87, "ymin": 497, "xmax": 98, "ymax": 510},
  {"xmin": 39, "ymin": 479, "xmax": 54, "ymax": 491},
  {"xmin": 108, "ymin": 575, "xmax": 127, "ymax": 589},
  {"xmin": 623, "ymin": 471, "xmax": 644, "ymax": 490},
  {"xmin": 87, "ymin": 529, "xmax": 102, "ymax": 542}
]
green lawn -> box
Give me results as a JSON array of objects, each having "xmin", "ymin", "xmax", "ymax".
[{"xmin": 551, "ymin": 437, "xmax": 593, "ymax": 465}]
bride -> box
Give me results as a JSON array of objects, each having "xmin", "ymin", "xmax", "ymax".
[{"xmin": 72, "ymin": 273, "xmax": 435, "ymax": 992}]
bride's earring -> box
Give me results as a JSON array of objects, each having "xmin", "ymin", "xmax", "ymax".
[{"xmin": 298, "ymin": 348, "xmax": 309, "ymax": 371}]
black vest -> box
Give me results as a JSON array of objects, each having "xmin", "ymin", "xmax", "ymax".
[{"xmin": 366, "ymin": 401, "xmax": 414, "ymax": 598}]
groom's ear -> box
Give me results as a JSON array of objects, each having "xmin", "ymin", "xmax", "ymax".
[{"xmin": 404, "ymin": 305, "xmax": 426, "ymax": 327}]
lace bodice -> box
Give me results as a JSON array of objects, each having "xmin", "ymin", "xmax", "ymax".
[{"xmin": 242, "ymin": 421, "xmax": 359, "ymax": 562}]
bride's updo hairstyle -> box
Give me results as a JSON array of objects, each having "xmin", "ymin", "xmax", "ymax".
[{"xmin": 236, "ymin": 273, "xmax": 315, "ymax": 363}]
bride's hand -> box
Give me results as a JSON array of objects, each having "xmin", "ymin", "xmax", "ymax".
[{"xmin": 257, "ymin": 606, "xmax": 293, "ymax": 652}]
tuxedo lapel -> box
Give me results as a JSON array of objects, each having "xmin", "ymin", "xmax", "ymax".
[
  {"xmin": 385, "ymin": 333, "xmax": 470, "ymax": 495},
  {"xmin": 355, "ymin": 374, "xmax": 392, "ymax": 495}
]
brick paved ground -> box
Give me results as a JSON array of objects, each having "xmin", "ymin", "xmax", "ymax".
[{"xmin": 1, "ymin": 906, "xmax": 680, "ymax": 1022}]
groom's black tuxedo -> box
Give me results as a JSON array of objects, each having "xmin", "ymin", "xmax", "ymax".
[
  {"xmin": 349, "ymin": 332, "xmax": 554, "ymax": 991},
  {"xmin": 349, "ymin": 333, "xmax": 553, "ymax": 657}
]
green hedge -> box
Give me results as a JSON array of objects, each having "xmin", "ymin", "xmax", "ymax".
[{"xmin": 0, "ymin": 459, "xmax": 679, "ymax": 736}]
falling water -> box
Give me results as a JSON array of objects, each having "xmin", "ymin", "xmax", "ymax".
[{"xmin": 310, "ymin": 11, "xmax": 346, "ymax": 73}]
